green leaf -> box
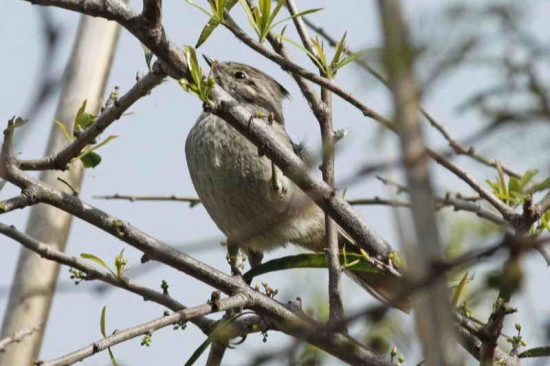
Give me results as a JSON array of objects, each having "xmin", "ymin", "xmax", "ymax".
[
  {"xmin": 275, "ymin": 33, "xmax": 327, "ymax": 73},
  {"xmin": 100, "ymin": 305, "xmax": 107, "ymax": 337},
  {"xmin": 74, "ymin": 100, "xmax": 96, "ymax": 130},
  {"xmin": 114, "ymin": 249, "xmax": 127, "ymax": 278},
  {"xmin": 519, "ymin": 346, "xmax": 550, "ymax": 358},
  {"xmin": 451, "ymin": 271, "xmax": 469, "ymax": 306},
  {"xmin": 184, "ymin": 337, "xmax": 212, "ymax": 366},
  {"xmin": 238, "ymin": 0, "xmax": 259, "ymax": 35},
  {"xmin": 108, "ymin": 348, "xmax": 119, "ymax": 366},
  {"xmin": 81, "ymin": 253, "xmax": 114, "ymax": 274},
  {"xmin": 80, "ymin": 151, "xmax": 102, "ymax": 168},
  {"xmin": 100, "ymin": 306, "xmax": 119, "ymax": 366},
  {"xmin": 508, "ymin": 177, "xmax": 520, "ymax": 194},
  {"xmin": 78, "ymin": 135, "xmax": 118, "ymax": 164},
  {"xmin": 184, "ymin": 312, "xmax": 248, "ymax": 365},
  {"xmin": 54, "ymin": 121, "xmax": 73, "ymax": 142},
  {"xmin": 243, "ymin": 253, "xmax": 379, "ymax": 282},
  {"xmin": 519, "ymin": 170, "xmax": 538, "ymax": 189},
  {"xmin": 337, "ymin": 49, "xmax": 370, "ymax": 70},
  {"xmin": 185, "ymin": 0, "xmax": 214, "ymax": 18},
  {"xmin": 533, "ymin": 177, "xmax": 550, "ymax": 193},
  {"xmin": 270, "ymin": 8, "xmax": 323, "ymax": 30}
]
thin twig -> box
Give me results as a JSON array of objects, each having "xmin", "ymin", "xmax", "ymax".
[
  {"xmin": 39, "ymin": 294, "xmax": 250, "ymax": 366},
  {"xmin": 18, "ymin": 65, "xmax": 166, "ymax": 171},
  {"xmin": 0, "ymin": 221, "xmax": 213, "ymax": 334},
  {"xmin": 0, "ymin": 326, "xmax": 39, "ymax": 352},
  {"xmin": 93, "ymin": 194, "xmax": 201, "ymax": 206},
  {"xmin": 302, "ymin": 17, "xmax": 522, "ymax": 179}
]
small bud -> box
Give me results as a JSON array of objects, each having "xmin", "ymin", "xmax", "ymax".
[
  {"xmin": 398, "ymin": 355, "xmax": 405, "ymax": 362},
  {"xmin": 391, "ymin": 346, "xmax": 397, "ymax": 357},
  {"xmin": 515, "ymin": 323, "xmax": 521, "ymax": 332}
]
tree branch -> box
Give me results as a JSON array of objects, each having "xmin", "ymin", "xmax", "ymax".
[
  {"xmin": 0, "ymin": 221, "xmax": 213, "ymax": 334},
  {"xmin": 302, "ymin": 16, "xmax": 523, "ymax": 179},
  {"xmin": 94, "ymin": 193, "xmax": 201, "ymax": 207},
  {"xmin": 0, "ymin": 195, "xmax": 33, "ymax": 214},
  {"xmin": 39, "ymin": 293, "xmax": 250, "ymax": 366},
  {"xmin": 206, "ymin": 342, "xmax": 227, "ymax": 366},
  {"xmin": 0, "ymin": 327, "xmax": 39, "ymax": 352},
  {"xmin": 1, "ymin": 124, "xmax": 393, "ymax": 366},
  {"xmin": 18, "ymin": 66, "xmax": 166, "ymax": 171},
  {"xmin": 141, "ymin": 0, "xmax": 162, "ymax": 31}
]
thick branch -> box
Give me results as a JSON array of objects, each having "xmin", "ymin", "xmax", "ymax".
[{"xmin": 141, "ymin": 0, "xmax": 162, "ymax": 31}]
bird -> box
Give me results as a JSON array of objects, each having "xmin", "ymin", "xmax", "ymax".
[{"xmin": 185, "ymin": 56, "xmax": 407, "ymax": 311}]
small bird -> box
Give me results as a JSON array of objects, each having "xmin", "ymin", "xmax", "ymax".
[{"xmin": 185, "ymin": 57, "xmax": 406, "ymax": 310}]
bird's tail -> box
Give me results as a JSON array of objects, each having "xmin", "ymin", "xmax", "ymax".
[{"xmin": 339, "ymin": 232, "xmax": 412, "ymax": 313}]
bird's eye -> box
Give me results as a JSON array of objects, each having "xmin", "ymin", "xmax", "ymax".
[{"xmin": 234, "ymin": 71, "xmax": 246, "ymax": 79}]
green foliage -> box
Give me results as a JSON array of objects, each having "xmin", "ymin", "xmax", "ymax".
[
  {"xmin": 81, "ymin": 253, "xmax": 112, "ymax": 273},
  {"xmin": 531, "ymin": 210, "xmax": 550, "ymax": 234},
  {"xmin": 80, "ymin": 151, "xmax": 102, "ymax": 168},
  {"xmin": 519, "ymin": 346, "xmax": 550, "ymax": 358},
  {"xmin": 184, "ymin": 312, "xmax": 248, "ymax": 366},
  {"xmin": 239, "ymin": 0, "xmax": 321, "ymax": 42},
  {"xmin": 81, "ymin": 249, "xmax": 128, "ymax": 279},
  {"xmin": 178, "ymin": 45, "xmax": 216, "ymax": 102},
  {"xmin": 161, "ymin": 279, "xmax": 169, "ymax": 294},
  {"xmin": 451, "ymin": 271, "xmax": 470, "ymax": 307},
  {"xmin": 77, "ymin": 135, "xmax": 118, "ymax": 169},
  {"xmin": 141, "ymin": 332, "xmax": 153, "ymax": 347},
  {"xmin": 278, "ymin": 32, "xmax": 370, "ymax": 78},
  {"xmin": 53, "ymin": 100, "xmax": 118, "ymax": 168},
  {"xmin": 114, "ymin": 249, "xmax": 128, "ymax": 278},
  {"xmin": 100, "ymin": 306, "xmax": 119, "ymax": 366},
  {"xmin": 242, "ymin": 252, "xmax": 379, "ymax": 282},
  {"xmin": 486, "ymin": 166, "xmax": 549, "ymax": 207},
  {"xmin": 74, "ymin": 100, "xmax": 96, "ymax": 130},
  {"xmin": 186, "ymin": 0, "xmax": 239, "ymax": 47},
  {"xmin": 68, "ymin": 268, "xmax": 87, "ymax": 285}
]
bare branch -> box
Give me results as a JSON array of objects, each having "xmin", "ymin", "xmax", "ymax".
[
  {"xmin": 0, "ymin": 195, "xmax": 33, "ymax": 214},
  {"xmin": 0, "ymin": 327, "xmax": 39, "ymax": 352},
  {"xmin": 18, "ymin": 67, "xmax": 166, "ymax": 171},
  {"xmin": 94, "ymin": 194, "xmax": 201, "ymax": 206},
  {"xmin": 0, "ymin": 221, "xmax": 213, "ymax": 334},
  {"xmin": 39, "ymin": 294, "xmax": 250, "ymax": 366}
]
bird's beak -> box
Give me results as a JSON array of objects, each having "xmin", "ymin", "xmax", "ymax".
[{"xmin": 202, "ymin": 54, "xmax": 215, "ymax": 67}]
